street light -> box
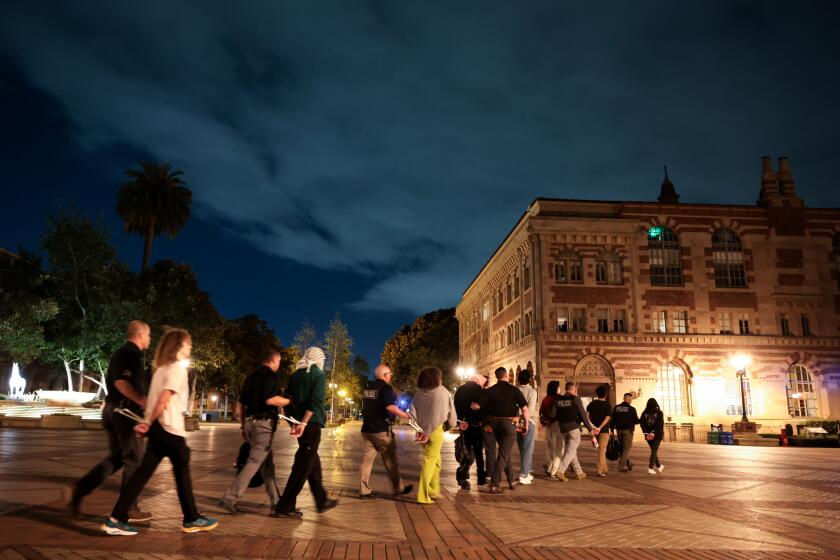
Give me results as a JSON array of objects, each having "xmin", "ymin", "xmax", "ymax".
[
  {"xmin": 730, "ymin": 354, "xmax": 752, "ymax": 423},
  {"xmin": 456, "ymin": 365, "xmax": 476, "ymax": 381},
  {"xmin": 328, "ymin": 383, "xmax": 338, "ymax": 422}
]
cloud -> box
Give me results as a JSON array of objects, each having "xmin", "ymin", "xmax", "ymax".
[{"xmin": 2, "ymin": 1, "xmax": 839, "ymax": 314}]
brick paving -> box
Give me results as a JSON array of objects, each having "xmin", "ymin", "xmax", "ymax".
[{"xmin": 1, "ymin": 423, "xmax": 839, "ymax": 559}]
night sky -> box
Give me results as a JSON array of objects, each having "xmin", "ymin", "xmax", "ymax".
[{"xmin": 2, "ymin": 2, "xmax": 840, "ymax": 366}]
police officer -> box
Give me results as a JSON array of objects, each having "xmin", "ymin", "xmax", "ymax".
[
  {"xmin": 484, "ymin": 367, "xmax": 530, "ymax": 495},
  {"xmin": 611, "ymin": 392, "xmax": 640, "ymax": 472},
  {"xmin": 552, "ymin": 382, "xmax": 600, "ymax": 481},
  {"xmin": 359, "ymin": 364, "xmax": 413, "ymax": 498},
  {"xmin": 454, "ymin": 370, "xmax": 488, "ymax": 489},
  {"xmin": 219, "ymin": 346, "xmax": 290, "ymax": 513},
  {"xmin": 65, "ymin": 320, "xmax": 152, "ymax": 522}
]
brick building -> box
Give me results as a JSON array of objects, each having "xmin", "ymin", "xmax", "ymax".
[{"xmin": 456, "ymin": 157, "xmax": 840, "ymax": 435}]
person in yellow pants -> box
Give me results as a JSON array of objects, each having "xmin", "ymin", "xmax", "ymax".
[
  {"xmin": 410, "ymin": 367, "xmax": 456, "ymax": 505},
  {"xmin": 417, "ymin": 425, "xmax": 444, "ymax": 503}
]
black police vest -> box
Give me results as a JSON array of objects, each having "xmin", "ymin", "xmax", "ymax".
[
  {"xmin": 554, "ymin": 394, "xmax": 580, "ymax": 424},
  {"xmin": 362, "ymin": 381, "xmax": 385, "ymax": 420}
]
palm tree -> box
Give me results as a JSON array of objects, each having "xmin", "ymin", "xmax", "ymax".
[{"xmin": 116, "ymin": 161, "xmax": 192, "ymax": 270}]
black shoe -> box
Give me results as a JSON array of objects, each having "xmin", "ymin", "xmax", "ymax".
[
  {"xmin": 317, "ymin": 498, "xmax": 339, "ymax": 513},
  {"xmin": 359, "ymin": 493, "xmax": 375, "ymax": 499},
  {"xmin": 271, "ymin": 509, "xmax": 303, "ymax": 519},
  {"xmin": 488, "ymin": 485, "xmax": 504, "ymax": 495},
  {"xmin": 628, "ymin": 462, "xmax": 634, "ymax": 471},
  {"xmin": 396, "ymin": 484, "xmax": 413, "ymax": 496},
  {"xmin": 458, "ymin": 480, "xmax": 471, "ymax": 490},
  {"xmin": 508, "ymin": 480, "xmax": 518, "ymax": 491},
  {"xmin": 477, "ymin": 479, "xmax": 487, "ymax": 486},
  {"xmin": 218, "ymin": 499, "xmax": 239, "ymax": 514}
]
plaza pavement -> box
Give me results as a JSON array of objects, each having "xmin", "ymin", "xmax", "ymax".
[{"xmin": 1, "ymin": 422, "xmax": 839, "ymax": 560}]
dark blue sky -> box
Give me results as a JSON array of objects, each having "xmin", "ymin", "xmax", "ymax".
[{"xmin": 2, "ymin": 1, "xmax": 840, "ymax": 365}]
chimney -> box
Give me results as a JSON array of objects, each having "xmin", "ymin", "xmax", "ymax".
[
  {"xmin": 778, "ymin": 157, "xmax": 796, "ymax": 196},
  {"xmin": 657, "ymin": 166, "xmax": 679, "ymax": 204},
  {"xmin": 757, "ymin": 155, "xmax": 781, "ymax": 206}
]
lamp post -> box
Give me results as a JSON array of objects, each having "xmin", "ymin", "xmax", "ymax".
[
  {"xmin": 338, "ymin": 389, "xmax": 347, "ymax": 419},
  {"xmin": 456, "ymin": 365, "xmax": 476, "ymax": 383},
  {"xmin": 328, "ymin": 383, "xmax": 337, "ymax": 422},
  {"xmin": 730, "ymin": 354, "xmax": 752, "ymax": 423}
]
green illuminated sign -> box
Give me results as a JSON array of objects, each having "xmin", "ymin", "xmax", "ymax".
[{"xmin": 648, "ymin": 226, "xmax": 662, "ymax": 239}]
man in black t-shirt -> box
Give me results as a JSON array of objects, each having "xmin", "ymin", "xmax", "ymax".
[
  {"xmin": 484, "ymin": 368, "xmax": 530, "ymax": 494},
  {"xmin": 220, "ymin": 346, "xmax": 289, "ymax": 512},
  {"xmin": 66, "ymin": 320, "xmax": 152, "ymax": 522},
  {"xmin": 454, "ymin": 371, "xmax": 489, "ymax": 489},
  {"xmin": 359, "ymin": 364, "xmax": 413, "ymax": 498},
  {"xmin": 586, "ymin": 385, "xmax": 612, "ymax": 476}
]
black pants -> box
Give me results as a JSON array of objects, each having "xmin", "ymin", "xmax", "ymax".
[
  {"xmin": 456, "ymin": 425, "xmax": 486, "ymax": 484},
  {"xmin": 111, "ymin": 422, "xmax": 200, "ymax": 524},
  {"xmin": 74, "ymin": 404, "xmax": 143, "ymax": 509},
  {"xmin": 487, "ymin": 418, "xmax": 516, "ymax": 486},
  {"xmin": 647, "ymin": 437, "xmax": 662, "ymax": 469},
  {"xmin": 274, "ymin": 423, "xmax": 328, "ymax": 514}
]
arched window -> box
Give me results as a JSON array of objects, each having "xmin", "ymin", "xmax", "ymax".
[
  {"xmin": 524, "ymin": 313, "xmax": 532, "ymax": 336},
  {"xmin": 554, "ymin": 250, "xmax": 583, "ymax": 284},
  {"xmin": 657, "ymin": 361, "xmax": 692, "ymax": 417},
  {"xmin": 523, "ymin": 258, "xmax": 532, "ymax": 290},
  {"xmin": 834, "ymin": 233, "xmax": 840, "ymax": 290},
  {"xmin": 514, "ymin": 320, "xmax": 520, "ymax": 341},
  {"xmin": 788, "ymin": 364, "xmax": 819, "ymax": 417},
  {"xmin": 712, "ymin": 229, "xmax": 746, "ymax": 288},
  {"xmin": 648, "ymin": 226, "xmax": 683, "ymax": 286},
  {"xmin": 514, "ymin": 272, "xmax": 521, "ymax": 299},
  {"xmin": 596, "ymin": 252, "xmax": 623, "ymax": 285},
  {"xmin": 506, "ymin": 325, "xmax": 512, "ymax": 346}
]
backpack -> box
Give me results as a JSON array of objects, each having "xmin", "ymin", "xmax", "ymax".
[
  {"xmin": 235, "ymin": 441, "xmax": 264, "ymax": 488},
  {"xmin": 539, "ymin": 395, "xmax": 558, "ymax": 426},
  {"xmin": 605, "ymin": 435, "xmax": 622, "ymax": 462}
]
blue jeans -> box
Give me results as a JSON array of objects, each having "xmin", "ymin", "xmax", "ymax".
[{"xmin": 516, "ymin": 423, "xmax": 536, "ymax": 477}]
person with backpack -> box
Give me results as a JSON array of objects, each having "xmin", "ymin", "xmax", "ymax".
[
  {"xmin": 640, "ymin": 398, "xmax": 665, "ymax": 475},
  {"xmin": 539, "ymin": 381, "xmax": 562, "ymax": 476}
]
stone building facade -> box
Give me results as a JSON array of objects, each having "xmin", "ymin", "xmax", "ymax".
[{"xmin": 456, "ymin": 157, "xmax": 840, "ymax": 435}]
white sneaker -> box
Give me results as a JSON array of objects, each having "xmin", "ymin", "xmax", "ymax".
[
  {"xmin": 519, "ymin": 475, "xmax": 532, "ymax": 485},
  {"xmin": 647, "ymin": 468, "xmax": 657, "ymax": 475},
  {"xmin": 598, "ymin": 472, "xmax": 607, "ymax": 477},
  {"xmin": 656, "ymin": 465, "xmax": 665, "ymax": 473}
]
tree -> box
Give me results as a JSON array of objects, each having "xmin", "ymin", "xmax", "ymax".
[
  {"xmin": 219, "ymin": 314, "xmax": 284, "ymax": 401},
  {"xmin": 322, "ymin": 313, "xmax": 363, "ymax": 415},
  {"xmin": 290, "ymin": 319, "xmax": 319, "ymax": 364},
  {"xmin": 41, "ymin": 212, "xmax": 137, "ymax": 391},
  {"xmin": 381, "ymin": 308, "xmax": 459, "ymax": 392},
  {"xmin": 351, "ymin": 355, "xmax": 371, "ymax": 380},
  {"xmin": 138, "ymin": 260, "xmax": 234, "ymax": 411},
  {"xmin": 116, "ymin": 161, "xmax": 192, "ymax": 271},
  {"xmin": 0, "ymin": 251, "xmax": 57, "ymax": 366}
]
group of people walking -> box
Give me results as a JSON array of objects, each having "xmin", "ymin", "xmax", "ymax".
[
  {"xmin": 65, "ymin": 320, "xmax": 339, "ymax": 536},
  {"xmin": 64, "ymin": 319, "xmax": 665, "ymax": 536},
  {"xmin": 364, "ymin": 363, "xmax": 665, "ymax": 502}
]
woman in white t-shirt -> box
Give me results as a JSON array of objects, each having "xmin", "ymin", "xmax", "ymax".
[{"xmin": 102, "ymin": 328, "xmax": 219, "ymax": 536}]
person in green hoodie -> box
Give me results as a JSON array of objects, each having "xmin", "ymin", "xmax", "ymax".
[{"xmin": 272, "ymin": 347, "xmax": 338, "ymax": 518}]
